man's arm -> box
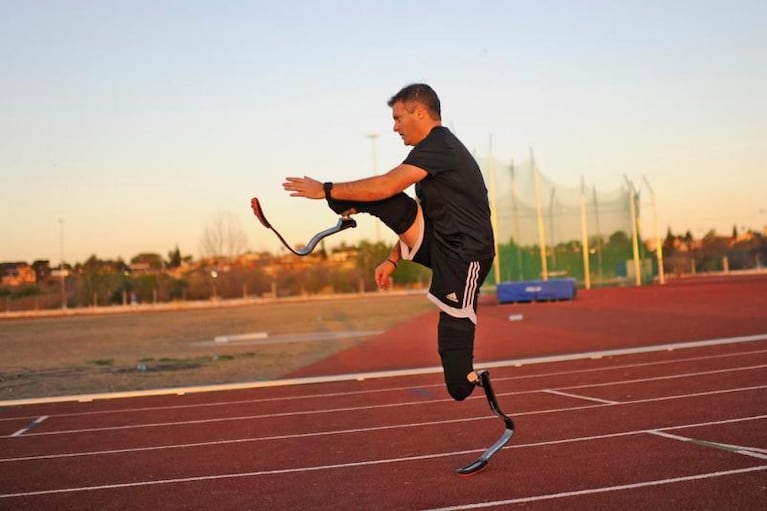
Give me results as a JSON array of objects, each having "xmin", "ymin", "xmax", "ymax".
[
  {"xmin": 374, "ymin": 242, "xmax": 402, "ymax": 290},
  {"xmin": 283, "ymin": 164, "xmax": 427, "ymax": 201}
]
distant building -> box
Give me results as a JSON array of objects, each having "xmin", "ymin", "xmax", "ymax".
[
  {"xmin": 128, "ymin": 262, "xmax": 154, "ymax": 274},
  {"xmin": 0, "ymin": 262, "xmax": 37, "ymax": 287}
]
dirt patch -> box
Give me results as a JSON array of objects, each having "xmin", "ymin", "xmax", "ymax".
[{"xmin": 0, "ymin": 292, "xmax": 433, "ymax": 400}]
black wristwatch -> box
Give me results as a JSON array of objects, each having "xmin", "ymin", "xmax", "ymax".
[{"xmin": 323, "ymin": 182, "xmax": 333, "ymax": 200}]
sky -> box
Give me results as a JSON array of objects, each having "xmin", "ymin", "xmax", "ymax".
[{"xmin": 1, "ymin": 0, "xmax": 765, "ymax": 265}]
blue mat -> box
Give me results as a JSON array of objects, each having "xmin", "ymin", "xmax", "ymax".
[{"xmin": 497, "ymin": 278, "xmax": 577, "ymax": 303}]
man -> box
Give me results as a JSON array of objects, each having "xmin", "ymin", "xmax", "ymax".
[{"xmin": 283, "ymin": 83, "xmax": 494, "ymax": 401}]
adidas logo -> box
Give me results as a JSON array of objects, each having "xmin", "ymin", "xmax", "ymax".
[{"xmin": 445, "ymin": 292, "xmax": 459, "ymax": 303}]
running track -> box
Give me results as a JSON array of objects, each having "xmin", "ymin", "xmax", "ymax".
[{"xmin": 1, "ymin": 275, "xmax": 765, "ymax": 510}]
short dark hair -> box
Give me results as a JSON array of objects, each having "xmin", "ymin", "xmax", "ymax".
[{"xmin": 387, "ymin": 83, "xmax": 441, "ymax": 120}]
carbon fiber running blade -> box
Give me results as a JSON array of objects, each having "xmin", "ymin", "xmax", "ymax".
[
  {"xmin": 250, "ymin": 197, "xmax": 272, "ymax": 229},
  {"xmin": 455, "ymin": 370, "xmax": 514, "ymax": 476},
  {"xmin": 456, "ymin": 459, "xmax": 488, "ymax": 477}
]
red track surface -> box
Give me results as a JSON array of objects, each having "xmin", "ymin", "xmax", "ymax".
[{"xmin": 1, "ymin": 275, "xmax": 766, "ymax": 510}]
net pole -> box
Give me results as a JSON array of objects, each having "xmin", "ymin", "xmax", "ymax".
[
  {"xmin": 548, "ymin": 188, "xmax": 557, "ymax": 271},
  {"xmin": 487, "ymin": 136, "xmax": 501, "ymax": 285},
  {"xmin": 531, "ymin": 148, "xmax": 548, "ymax": 280},
  {"xmin": 643, "ymin": 176, "xmax": 665, "ymax": 285},
  {"xmin": 592, "ymin": 186, "xmax": 604, "ymax": 284},
  {"xmin": 580, "ymin": 177, "xmax": 592, "ymax": 289},
  {"xmin": 624, "ymin": 175, "xmax": 642, "ymax": 286},
  {"xmin": 510, "ymin": 162, "xmax": 523, "ymax": 280}
]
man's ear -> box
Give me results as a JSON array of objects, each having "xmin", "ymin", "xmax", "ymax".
[{"xmin": 414, "ymin": 103, "xmax": 427, "ymax": 120}]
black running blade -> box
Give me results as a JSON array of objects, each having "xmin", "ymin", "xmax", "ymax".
[
  {"xmin": 250, "ymin": 197, "xmax": 272, "ymax": 229},
  {"xmin": 456, "ymin": 459, "xmax": 488, "ymax": 476}
]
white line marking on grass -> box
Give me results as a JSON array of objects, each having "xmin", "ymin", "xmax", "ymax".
[
  {"xmin": 10, "ymin": 416, "xmax": 48, "ymax": 437},
  {"xmin": 419, "ymin": 466, "xmax": 767, "ymax": 511},
  {"xmin": 544, "ymin": 389, "xmax": 619, "ymax": 405},
  {"xmin": 202, "ymin": 330, "xmax": 382, "ymax": 347},
  {"xmin": 2, "ymin": 333, "xmax": 765, "ymax": 408},
  {"xmin": 213, "ymin": 331, "xmax": 268, "ymax": 344}
]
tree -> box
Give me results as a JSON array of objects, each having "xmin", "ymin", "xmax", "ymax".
[
  {"xmin": 199, "ymin": 211, "xmax": 248, "ymax": 258},
  {"xmin": 683, "ymin": 230, "xmax": 694, "ymax": 250},
  {"xmin": 130, "ymin": 253, "xmax": 164, "ymax": 270},
  {"xmin": 79, "ymin": 255, "xmax": 126, "ymax": 306},
  {"xmin": 29, "ymin": 260, "xmax": 51, "ymax": 283},
  {"xmin": 167, "ymin": 246, "xmax": 183, "ymax": 268},
  {"xmin": 699, "ymin": 231, "xmax": 729, "ymax": 271},
  {"xmin": 663, "ymin": 227, "xmax": 677, "ymax": 256}
]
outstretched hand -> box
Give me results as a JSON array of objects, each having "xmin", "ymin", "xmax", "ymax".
[{"xmin": 283, "ymin": 176, "xmax": 324, "ymax": 199}]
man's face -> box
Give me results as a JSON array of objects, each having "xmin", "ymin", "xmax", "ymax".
[{"xmin": 391, "ymin": 101, "xmax": 420, "ymax": 146}]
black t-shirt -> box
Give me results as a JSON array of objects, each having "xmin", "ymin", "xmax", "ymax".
[{"xmin": 403, "ymin": 126, "xmax": 495, "ymax": 260}]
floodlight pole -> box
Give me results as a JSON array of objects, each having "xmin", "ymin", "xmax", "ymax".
[{"xmin": 642, "ymin": 176, "xmax": 665, "ymax": 285}]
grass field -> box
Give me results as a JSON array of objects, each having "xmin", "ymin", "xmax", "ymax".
[{"xmin": 0, "ymin": 292, "xmax": 434, "ymax": 401}]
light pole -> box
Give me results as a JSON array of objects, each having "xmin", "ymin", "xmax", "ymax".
[{"xmin": 366, "ymin": 133, "xmax": 380, "ymax": 242}]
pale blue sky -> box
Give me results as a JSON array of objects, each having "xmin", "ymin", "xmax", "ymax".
[{"xmin": 2, "ymin": 1, "xmax": 765, "ymax": 264}]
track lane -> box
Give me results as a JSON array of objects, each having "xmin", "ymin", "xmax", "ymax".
[
  {"xmin": 1, "ymin": 277, "xmax": 765, "ymax": 511},
  {"xmin": 1, "ymin": 380, "xmax": 763, "ymax": 497},
  {"xmin": 2, "ymin": 420, "xmax": 764, "ymax": 510}
]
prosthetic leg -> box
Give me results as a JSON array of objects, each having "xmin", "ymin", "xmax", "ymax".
[
  {"xmin": 251, "ymin": 197, "xmax": 356, "ymax": 256},
  {"xmin": 325, "ymin": 192, "xmax": 418, "ymax": 235},
  {"xmin": 456, "ymin": 370, "xmax": 515, "ymax": 476}
]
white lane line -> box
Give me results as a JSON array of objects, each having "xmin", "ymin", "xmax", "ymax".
[
  {"xmin": 3, "ymin": 381, "xmax": 765, "ymax": 440},
  {"xmin": 544, "ymin": 389, "xmax": 619, "ymax": 405},
  {"xmin": 2, "ymin": 333, "xmax": 765, "ymax": 408},
  {"xmin": 3, "ymin": 361, "xmax": 763, "ymax": 440},
  {"xmin": 554, "ymin": 363, "xmax": 767, "ymax": 392},
  {"xmin": 27, "ymin": 346, "xmax": 767, "ymax": 425},
  {"xmin": 1, "ymin": 394, "xmax": 764, "ymax": 465},
  {"xmin": 2, "ymin": 416, "xmax": 766, "ymax": 500},
  {"xmin": 10, "ymin": 416, "xmax": 48, "ymax": 437},
  {"xmin": 3, "ymin": 376, "xmax": 765, "ymax": 440},
  {"xmin": 0, "ymin": 450, "xmax": 461, "ymax": 499},
  {"xmin": 490, "ymin": 347, "xmax": 767, "ymax": 384},
  {"xmin": 419, "ymin": 465, "xmax": 767, "ymax": 511},
  {"xmin": 2, "ymin": 345, "xmax": 766, "ymax": 424},
  {"xmin": 649, "ymin": 430, "xmax": 767, "ymax": 460}
]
